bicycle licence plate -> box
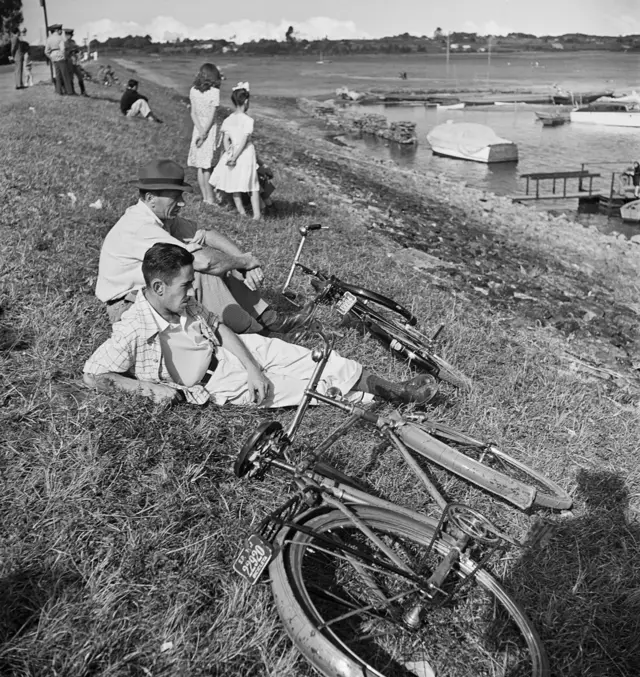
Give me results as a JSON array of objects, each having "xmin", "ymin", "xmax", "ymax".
[
  {"xmin": 233, "ymin": 534, "xmax": 274, "ymax": 585},
  {"xmin": 336, "ymin": 291, "xmax": 357, "ymax": 315}
]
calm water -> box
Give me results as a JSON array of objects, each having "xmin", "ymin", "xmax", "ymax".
[{"xmin": 349, "ymin": 103, "xmax": 640, "ymax": 235}]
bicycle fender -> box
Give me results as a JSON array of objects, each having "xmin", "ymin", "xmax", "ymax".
[{"xmin": 395, "ymin": 422, "xmax": 536, "ymax": 511}]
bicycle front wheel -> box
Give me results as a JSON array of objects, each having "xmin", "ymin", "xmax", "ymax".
[{"xmin": 270, "ymin": 506, "xmax": 548, "ymax": 677}]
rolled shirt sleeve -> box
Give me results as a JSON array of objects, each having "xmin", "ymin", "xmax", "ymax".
[{"xmin": 83, "ymin": 324, "xmax": 137, "ymax": 376}]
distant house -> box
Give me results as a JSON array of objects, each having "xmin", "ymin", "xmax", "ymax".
[
  {"xmin": 551, "ymin": 42, "xmax": 564, "ymax": 50},
  {"xmin": 200, "ymin": 43, "xmax": 213, "ymax": 49},
  {"xmin": 450, "ymin": 43, "xmax": 460, "ymax": 50},
  {"xmin": 462, "ymin": 44, "xmax": 472, "ymax": 51}
]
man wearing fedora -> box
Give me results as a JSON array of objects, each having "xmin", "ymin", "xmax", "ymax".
[
  {"xmin": 84, "ymin": 242, "xmax": 436, "ymax": 408},
  {"xmin": 96, "ymin": 159, "xmax": 310, "ymax": 335},
  {"xmin": 45, "ymin": 23, "xmax": 74, "ymax": 95}
]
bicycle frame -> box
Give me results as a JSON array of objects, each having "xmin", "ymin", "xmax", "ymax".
[{"xmin": 276, "ymin": 330, "xmax": 539, "ymax": 514}]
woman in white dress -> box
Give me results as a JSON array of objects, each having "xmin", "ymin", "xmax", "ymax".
[
  {"xmin": 210, "ymin": 83, "xmax": 262, "ymax": 220},
  {"xmin": 187, "ymin": 63, "xmax": 221, "ymax": 205}
]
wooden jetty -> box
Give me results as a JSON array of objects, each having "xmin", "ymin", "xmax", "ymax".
[
  {"xmin": 511, "ymin": 170, "xmax": 600, "ymax": 201},
  {"xmin": 510, "ymin": 165, "xmax": 639, "ymax": 216}
]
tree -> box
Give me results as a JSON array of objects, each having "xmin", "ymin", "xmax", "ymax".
[
  {"xmin": 434, "ymin": 27, "xmax": 443, "ymax": 40},
  {"xmin": 285, "ymin": 25, "xmax": 295, "ymax": 44},
  {"xmin": 0, "ymin": 0, "xmax": 22, "ymax": 33}
]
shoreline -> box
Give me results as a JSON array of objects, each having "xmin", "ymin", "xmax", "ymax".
[{"xmin": 111, "ymin": 55, "xmax": 640, "ymax": 379}]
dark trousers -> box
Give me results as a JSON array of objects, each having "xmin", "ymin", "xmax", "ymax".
[
  {"xmin": 14, "ymin": 52, "xmax": 23, "ymax": 88},
  {"xmin": 53, "ymin": 59, "xmax": 74, "ymax": 95},
  {"xmin": 71, "ymin": 63, "xmax": 85, "ymax": 94}
]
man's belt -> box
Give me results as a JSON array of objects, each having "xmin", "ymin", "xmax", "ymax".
[
  {"xmin": 106, "ymin": 290, "xmax": 139, "ymax": 306},
  {"xmin": 199, "ymin": 355, "xmax": 219, "ymax": 386}
]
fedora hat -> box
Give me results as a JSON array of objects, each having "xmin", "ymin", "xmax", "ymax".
[{"xmin": 135, "ymin": 159, "xmax": 193, "ymax": 192}]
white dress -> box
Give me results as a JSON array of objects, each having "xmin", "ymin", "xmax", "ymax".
[
  {"xmin": 210, "ymin": 112, "xmax": 260, "ymax": 193},
  {"xmin": 187, "ymin": 87, "xmax": 220, "ymax": 169}
]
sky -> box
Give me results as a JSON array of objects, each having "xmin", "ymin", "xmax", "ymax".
[{"xmin": 21, "ymin": 0, "xmax": 640, "ymax": 45}]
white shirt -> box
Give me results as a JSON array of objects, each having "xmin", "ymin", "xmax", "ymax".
[
  {"xmin": 148, "ymin": 302, "xmax": 214, "ymax": 387},
  {"xmin": 96, "ymin": 201, "xmax": 199, "ymax": 303}
]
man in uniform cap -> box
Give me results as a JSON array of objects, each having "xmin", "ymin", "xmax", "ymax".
[
  {"xmin": 64, "ymin": 28, "xmax": 88, "ymax": 96},
  {"xmin": 45, "ymin": 24, "xmax": 74, "ymax": 95}
]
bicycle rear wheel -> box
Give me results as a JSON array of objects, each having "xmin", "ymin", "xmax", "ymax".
[
  {"xmin": 362, "ymin": 314, "xmax": 472, "ymax": 390},
  {"xmin": 270, "ymin": 506, "xmax": 548, "ymax": 677}
]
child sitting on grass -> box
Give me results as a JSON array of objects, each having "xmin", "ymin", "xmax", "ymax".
[{"xmin": 210, "ymin": 82, "xmax": 264, "ymax": 220}]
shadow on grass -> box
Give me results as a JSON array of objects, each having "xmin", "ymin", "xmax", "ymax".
[
  {"xmin": 506, "ymin": 468, "xmax": 640, "ymax": 677},
  {"xmin": 0, "ymin": 567, "xmax": 82, "ymax": 647}
]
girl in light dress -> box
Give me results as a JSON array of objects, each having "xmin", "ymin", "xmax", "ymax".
[
  {"xmin": 210, "ymin": 83, "xmax": 264, "ymax": 220},
  {"xmin": 187, "ymin": 63, "xmax": 222, "ymax": 205}
]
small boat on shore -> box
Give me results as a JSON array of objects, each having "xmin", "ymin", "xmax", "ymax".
[
  {"xmin": 570, "ymin": 101, "xmax": 640, "ymax": 127},
  {"xmin": 426, "ymin": 121, "xmax": 518, "ymax": 164},
  {"xmin": 551, "ymin": 89, "xmax": 613, "ymax": 105},
  {"xmin": 620, "ymin": 199, "xmax": 640, "ymax": 222},
  {"xmin": 535, "ymin": 111, "xmax": 569, "ymax": 127}
]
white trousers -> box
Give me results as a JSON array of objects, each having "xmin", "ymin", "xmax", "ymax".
[
  {"xmin": 205, "ymin": 334, "xmax": 366, "ymax": 408},
  {"xmin": 127, "ymin": 98, "xmax": 151, "ymax": 118}
]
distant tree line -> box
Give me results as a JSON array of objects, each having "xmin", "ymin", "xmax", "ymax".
[{"xmin": 90, "ymin": 30, "xmax": 640, "ymax": 58}]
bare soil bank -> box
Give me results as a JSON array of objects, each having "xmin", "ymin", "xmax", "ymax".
[{"xmin": 117, "ymin": 57, "xmax": 640, "ymax": 391}]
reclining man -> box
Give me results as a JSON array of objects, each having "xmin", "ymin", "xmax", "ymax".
[
  {"xmin": 84, "ymin": 243, "xmax": 435, "ymax": 408},
  {"xmin": 96, "ymin": 158, "xmax": 307, "ymax": 335}
]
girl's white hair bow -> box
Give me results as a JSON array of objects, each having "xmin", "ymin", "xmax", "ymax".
[{"xmin": 232, "ymin": 81, "xmax": 250, "ymax": 91}]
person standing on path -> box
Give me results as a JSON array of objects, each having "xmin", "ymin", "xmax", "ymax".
[
  {"xmin": 45, "ymin": 24, "xmax": 74, "ymax": 95},
  {"xmin": 64, "ymin": 29, "xmax": 88, "ymax": 97},
  {"xmin": 9, "ymin": 27, "xmax": 24, "ymax": 90},
  {"xmin": 187, "ymin": 63, "xmax": 222, "ymax": 205}
]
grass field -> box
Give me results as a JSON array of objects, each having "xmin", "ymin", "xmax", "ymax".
[{"xmin": 1, "ymin": 70, "xmax": 640, "ymax": 677}]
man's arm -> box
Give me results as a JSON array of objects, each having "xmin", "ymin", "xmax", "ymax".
[
  {"xmin": 83, "ymin": 323, "xmax": 179, "ymax": 403},
  {"xmin": 83, "ymin": 372, "xmax": 178, "ymax": 403},
  {"xmin": 216, "ymin": 324, "xmax": 271, "ymax": 404},
  {"xmin": 191, "ymin": 247, "xmax": 261, "ymax": 278}
]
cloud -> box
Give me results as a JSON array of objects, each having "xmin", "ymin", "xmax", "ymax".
[
  {"xmin": 461, "ymin": 19, "xmax": 514, "ymax": 36},
  {"xmin": 78, "ymin": 16, "xmax": 369, "ymax": 44}
]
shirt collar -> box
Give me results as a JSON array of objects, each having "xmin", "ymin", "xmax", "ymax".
[
  {"xmin": 136, "ymin": 291, "xmax": 190, "ymax": 339},
  {"xmin": 134, "ymin": 199, "xmax": 165, "ymax": 227}
]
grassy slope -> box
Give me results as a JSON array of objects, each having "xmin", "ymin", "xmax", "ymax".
[{"xmin": 1, "ymin": 76, "xmax": 639, "ymax": 676}]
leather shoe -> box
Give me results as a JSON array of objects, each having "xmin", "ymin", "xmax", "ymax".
[
  {"xmin": 396, "ymin": 374, "xmax": 437, "ymax": 405},
  {"xmin": 263, "ymin": 302, "xmax": 316, "ymax": 334}
]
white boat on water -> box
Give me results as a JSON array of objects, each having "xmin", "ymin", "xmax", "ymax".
[
  {"xmin": 426, "ymin": 121, "xmax": 518, "ymax": 164},
  {"xmin": 570, "ymin": 101, "xmax": 640, "ymax": 127},
  {"xmin": 620, "ymin": 199, "xmax": 640, "ymax": 222}
]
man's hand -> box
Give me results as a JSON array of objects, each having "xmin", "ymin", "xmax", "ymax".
[
  {"xmin": 243, "ymin": 267, "xmax": 264, "ymax": 291},
  {"xmin": 140, "ymin": 382, "xmax": 182, "ymax": 404},
  {"xmin": 241, "ymin": 253, "xmax": 262, "ymax": 271},
  {"xmin": 246, "ymin": 366, "xmax": 271, "ymax": 405}
]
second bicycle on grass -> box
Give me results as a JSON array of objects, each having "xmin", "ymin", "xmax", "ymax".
[{"xmin": 282, "ymin": 224, "xmax": 472, "ymax": 390}]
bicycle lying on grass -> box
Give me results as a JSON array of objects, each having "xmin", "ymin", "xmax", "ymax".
[
  {"xmin": 233, "ymin": 330, "xmax": 571, "ymax": 676},
  {"xmin": 281, "ymin": 224, "xmax": 472, "ymax": 390}
]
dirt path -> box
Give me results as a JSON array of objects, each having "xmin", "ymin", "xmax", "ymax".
[{"xmin": 0, "ymin": 63, "xmax": 51, "ymax": 103}]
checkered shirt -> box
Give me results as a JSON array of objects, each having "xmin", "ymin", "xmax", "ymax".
[{"xmin": 84, "ymin": 291, "xmax": 220, "ymax": 405}]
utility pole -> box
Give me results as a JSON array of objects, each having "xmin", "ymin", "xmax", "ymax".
[
  {"xmin": 446, "ymin": 32, "xmax": 450, "ymax": 79},
  {"xmin": 40, "ymin": 0, "xmax": 54, "ymax": 81}
]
